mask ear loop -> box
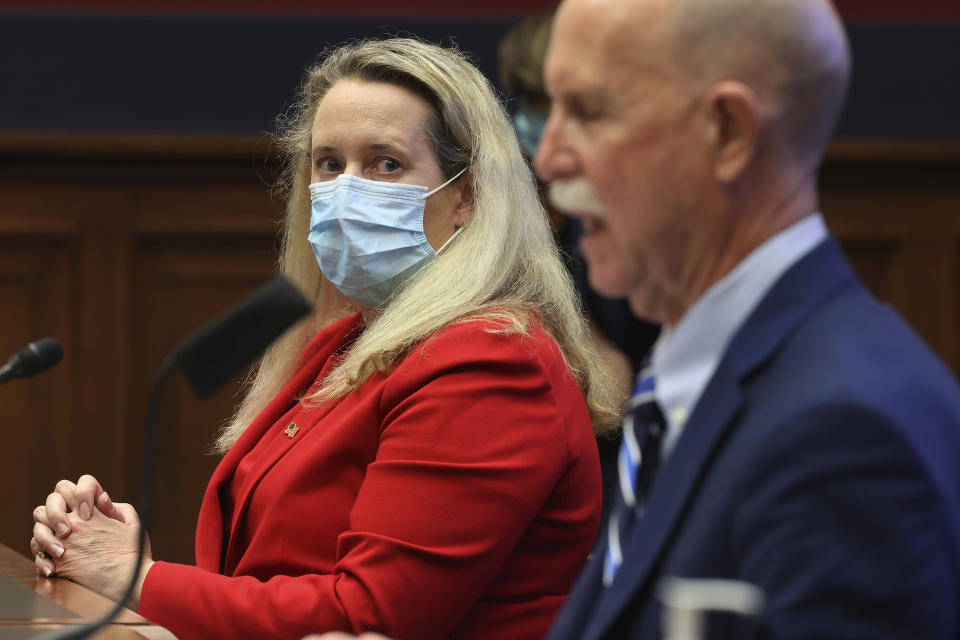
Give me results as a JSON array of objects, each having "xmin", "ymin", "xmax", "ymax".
[
  {"xmin": 426, "ymin": 165, "xmax": 470, "ymax": 254},
  {"xmin": 422, "ymin": 166, "xmax": 469, "ymax": 199},
  {"xmin": 435, "ymin": 225, "xmax": 464, "ymax": 255}
]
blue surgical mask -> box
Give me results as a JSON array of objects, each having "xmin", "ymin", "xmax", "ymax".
[
  {"xmin": 513, "ymin": 108, "xmax": 548, "ymax": 158},
  {"xmin": 308, "ymin": 168, "xmax": 467, "ymax": 307}
]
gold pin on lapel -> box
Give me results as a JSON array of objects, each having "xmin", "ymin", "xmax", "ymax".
[{"xmin": 284, "ymin": 423, "xmax": 300, "ymax": 438}]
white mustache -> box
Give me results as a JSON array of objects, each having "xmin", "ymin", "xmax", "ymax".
[{"xmin": 548, "ymin": 178, "xmax": 606, "ymax": 216}]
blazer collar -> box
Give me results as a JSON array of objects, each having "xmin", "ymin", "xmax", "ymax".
[
  {"xmin": 581, "ymin": 237, "xmax": 856, "ymax": 640},
  {"xmin": 195, "ymin": 313, "xmax": 363, "ymax": 573}
]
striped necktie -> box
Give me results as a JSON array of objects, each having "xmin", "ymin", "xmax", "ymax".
[{"xmin": 603, "ymin": 368, "xmax": 667, "ymax": 587}]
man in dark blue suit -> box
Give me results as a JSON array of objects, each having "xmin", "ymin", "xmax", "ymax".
[{"xmin": 535, "ymin": 0, "xmax": 960, "ymax": 638}]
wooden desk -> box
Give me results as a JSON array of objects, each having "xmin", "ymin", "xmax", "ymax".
[{"xmin": 0, "ymin": 542, "xmax": 175, "ymax": 639}]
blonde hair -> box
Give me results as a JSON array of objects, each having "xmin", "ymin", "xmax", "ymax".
[{"xmin": 214, "ymin": 38, "xmax": 622, "ymax": 453}]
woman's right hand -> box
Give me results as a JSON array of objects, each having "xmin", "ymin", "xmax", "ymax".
[{"xmin": 30, "ymin": 474, "xmax": 124, "ymax": 575}]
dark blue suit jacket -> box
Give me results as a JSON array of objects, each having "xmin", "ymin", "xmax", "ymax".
[{"xmin": 548, "ymin": 238, "xmax": 960, "ymax": 639}]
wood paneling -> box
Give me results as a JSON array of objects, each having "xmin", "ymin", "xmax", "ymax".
[
  {"xmin": 822, "ymin": 141, "xmax": 960, "ymax": 372},
  {"xmin": 0, "ymin": 134, "xmax": 281, "ymax": 562},
  {"xmin": 1, "ymin": 134, "xmax": 958, "ymax": 568},
  {"xmin": 0, "ymin": 234, "xmax": 75, "ymax": 549},
  {"xmin": 130, "ymin": 236, "xmax": 276, "ymax": 562}
]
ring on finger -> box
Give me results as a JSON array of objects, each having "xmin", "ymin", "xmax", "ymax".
[{"xmin": 37, "ymin": 550, "xmax": 49, "ymax": 561}]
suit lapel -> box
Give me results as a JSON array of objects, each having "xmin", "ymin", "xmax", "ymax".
[
  {"xmin": 221, "ymin": 388, "xmax": 344, "ymax": 573},
  {"xmin": 195, "ymin": 371, "xmax": 301, "ymax": 571},
  {"xmin": 195, "ymin": 313, "xmax": 362, "ymax": 573},
  {"xmin": 580, "ymin": 238, "xmax": 857, "ymax": 640},
  {"xmin": 582, "ymin": 369, "xmax": 744, "ymax": 640}
]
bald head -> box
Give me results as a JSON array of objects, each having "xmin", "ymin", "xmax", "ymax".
[
  {"xmin": 666, "ymin": 0, "xmax": 851, "ymax": 166},
  {"xmin": 555, "ymin": 0, "xmax": 851, "ymax": 169},
  {"xmin": 539, "ymin": 0, "xmax": 851, "ymax": 321}
]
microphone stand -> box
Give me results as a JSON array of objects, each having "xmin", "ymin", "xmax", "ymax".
[
  {"xmin": 36, "ymin": 351, "xmax": 178, "ymax": 639},
  {"xmin": 36, "ymin": 274, "xmax": 310, "ymax": 639}
]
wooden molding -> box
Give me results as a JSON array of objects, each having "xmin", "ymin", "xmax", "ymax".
[
  {"xmin": 1, "ymin": 132, "xmax": 959, "ymax": 164},
  {"xmin": 0, "ymin": 132, "xmax": 275, "ymax": 160},
  {"xmin": 825, "ymin": 140, "xmax": 960, "ymax": 166}
]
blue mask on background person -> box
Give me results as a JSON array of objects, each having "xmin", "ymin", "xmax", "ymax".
[
  {"xmin": 308, "ymin": 168, "xmax": 467, "ymax": 308},
  {"xmin": 513, "ymin": 108, "xmax": 548, "ymax": 158}
]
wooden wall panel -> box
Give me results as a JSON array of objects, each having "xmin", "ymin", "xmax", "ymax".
[
  {"xmin": 130, "ymin": 235, "xmax": 277, "ymax": 563},
  {"xmin": 836, "ymin": 237, "xmax": 959, "ymax": 371},
  {"xmin": 822, "ymin": 142, "xmax": 960, "ymax": 372},
  {"xmin": 0, "ymin": 136, "xmax": 281, "ymax": 561},
  {"xmin": 0, "ymin": 234, "xmax": 76, "ymax": 552},
  {"xmin": 1, "ymin": 134, "xmax": 958, "ymax": 570},
  {"xmin": 836, "ymin": 239, "xmax": 897, "ymax": 297}
]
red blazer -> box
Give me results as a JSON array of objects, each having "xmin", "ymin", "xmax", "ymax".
[{"xmin": 139, "ymin": 313, "xmax": 602, "ymax": 640}]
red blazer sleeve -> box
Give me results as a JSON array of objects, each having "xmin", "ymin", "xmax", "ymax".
[{"xmin": 139, "ymin": 320, "xmax": 599, "ymax": 640}]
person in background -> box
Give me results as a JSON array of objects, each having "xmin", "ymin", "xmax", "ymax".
[
  {"xmin": 29, "ymin": 37, "xmax": 622, "ymax": 640},
  {"xmin": 536, "ymin": 0, "xmax": 960, "ymax": 638},
  {"xmin": 499, "ymin": 10, "xmax": 660, "ymax": 527},
  {"xmin": 498, "ymin": 8, "xmax": 659, "ymax": 375}
]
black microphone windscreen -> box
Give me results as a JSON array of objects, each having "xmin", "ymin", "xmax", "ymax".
[
  {"xmin": 21, "ymin": 338, "xmax": 64, "ymax": 376},
  {"xmin": 173, "ymin": 275, "xmax": 312, "ymax": 398}
]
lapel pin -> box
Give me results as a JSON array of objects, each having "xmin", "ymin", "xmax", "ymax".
[{"xmin": 284, "ymin": 423, "xmax": 300, "ymax": 438}]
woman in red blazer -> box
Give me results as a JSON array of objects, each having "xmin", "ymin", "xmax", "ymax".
[{"xmin": 30, "ymin": 38, "xmax": 621, "ymax": 639}]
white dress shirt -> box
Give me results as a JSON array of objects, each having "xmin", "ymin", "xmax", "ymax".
[{"xmin": 651, "ymin": 213, "xmax": 828, "ymax": 459}]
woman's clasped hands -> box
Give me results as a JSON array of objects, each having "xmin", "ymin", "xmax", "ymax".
[{"xmin": 29, "ymin": 474, "xmax": 154, "ymax": 607}]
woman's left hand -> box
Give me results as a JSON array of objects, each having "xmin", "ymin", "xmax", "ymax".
[{"xmin": 32, "ymin": 502, "xmax": 153, "ymax": 608}]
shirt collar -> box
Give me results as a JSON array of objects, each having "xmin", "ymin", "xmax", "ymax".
[{"xmin": 651, "ymin": 213, "xmax": 828, "ymax": 457}]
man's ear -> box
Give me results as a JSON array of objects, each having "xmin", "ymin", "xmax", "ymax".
[
  {"xmin": 452, "ymin": 170, "xmax": 475, "ymax": 227},
  {"xmin": 705, "ymin": 81, "xmax": 764, "ymax": 184}
]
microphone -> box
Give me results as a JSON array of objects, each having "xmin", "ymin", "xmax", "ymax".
[
  {"xmin": 0, "ymin": 337, "xmax": 64, "ymax": 384},
  {"xmin": 39, "ymin": 275, "xmax": 311, "ymax": 640},
  {"xmin": 174, "ymin": 274, "xmax": 313, "ymax": 398}
]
